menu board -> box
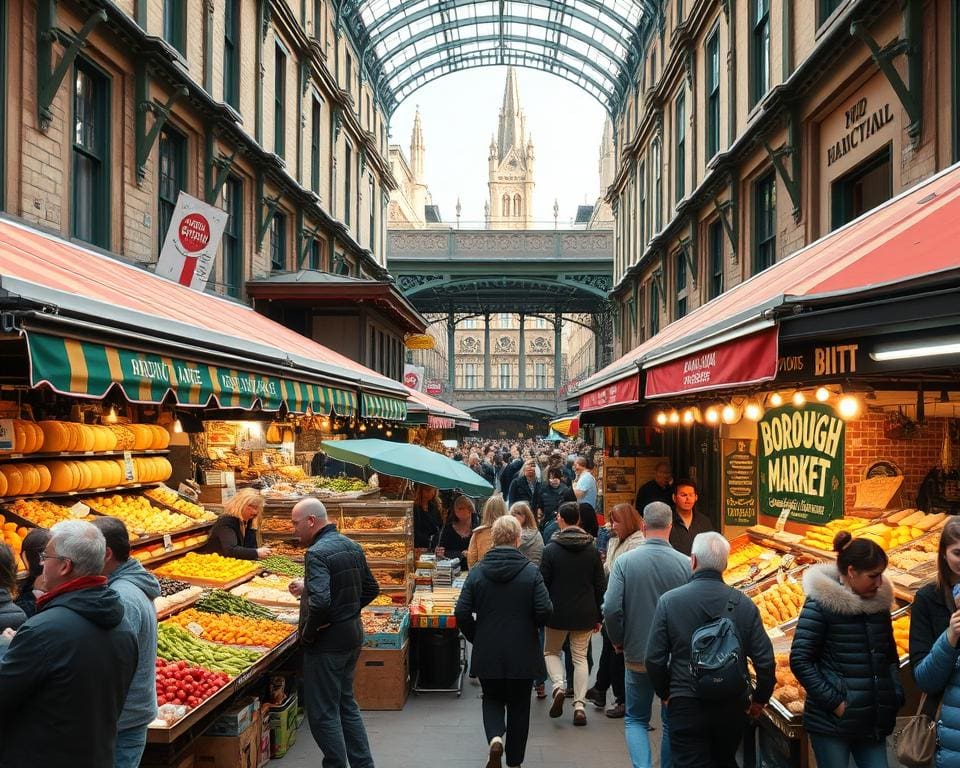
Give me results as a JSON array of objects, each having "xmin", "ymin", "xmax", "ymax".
[
  {"xmin": 722, "ymin": 438, "xmax": 758, "ymax": 526},
  {"xmin": 603, "ymin": 457, "xmax": 637, "ymax": 494}
]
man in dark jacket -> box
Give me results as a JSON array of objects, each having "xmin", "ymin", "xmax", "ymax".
[
  {"xmin": 646, "ymin": 531, "xmax": 774, "ymax": 767},
  {"xmin": 508, "ymin": 459, "xmax": 543, "ymax": 512},
  {"xmin": 634, "ymin": 461, "xmax": 674, "ymax": 513},
  {"xmin": 0, "ymin": 519, "xmax": 138, "ymax": 768},
  {"xmin": 456, "ymin": 515, "xmax": 552, "ymax": 768},
  {"xmin": 668, "ymin": 479, "xmax": 714, "ymax": 556},
  {"xmin": 93, "ymin": 517, "xmax": 161, "ymax": 768},
  {"xmin": 289, "ymin": 498, "xmax": 380, "ymax": 768},
  {"xmin": 540, "ymin": 501, "xmax": 605, "ymax": 726},
  {"xmin": 540, "ymin": 467, "xmax": 576, "ymax": 530},
  {"xmin": 499, "ymin": 445, "xmax": 524, "ymax": 496}
]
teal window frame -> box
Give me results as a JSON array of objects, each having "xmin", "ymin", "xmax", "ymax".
[
  {"xmin": 163, "ymin": 0, "xmax": 186, "ymax": 55},
  {"xmin": 652, "ymin": 139, "xmax": 662, "ymax": 233},
  {"xmin": 649, "ymin": 280, "xmax": 660, "ymax": 335},
  {"xmin": 308, "ymin": 238, "xmax": 322, "ymax": 270},
  {"xmin": 753, "ymin": 171, "xmax": 777, "ymax": 274},
  {"xmin": 223, "ymin": 0, "xmax": 240, "ymax": 109},
  {"xmin": 157, "ymin": 125, "xmax": 186, "ymax": 251},
  {"xmin": 313, "ymin": 0, "xmax": 322, "ymax": 38},
  {"xmin": 706, "ymin": 28, "xmax": 720, "ymax": 158},
  {"xmin": 675, "ymin": 91, "xmax": 685, "ymax": 202},
  {"xmin": 310, "ymin": 99, "xmax": 322, "ymax": 194},
  {"xmin": 71, "ymin": 59, "xmax": 111, "ymax": 249},
  {"xmin": 675, "ymin": 250, "xmax": 687, "ymax": 319},
  {"xmin": 270, "ymin": 211, "xmax": 286, "ymax": 271},
  {"xmin": 750, "ymin": 0, "xmax": 770, "ymax": 107},
  {"xmin": 221, "ymin": 176, "xmax": 243, "ymax": 298},
  {"xmin": 344, "ymin": 143, "xmax": 352, "ymax": 227},
  {"xmin": 638, "ymin": 160, "xmax": 646, "ymax": 251},
  {"xmin": 830, "ymin": 146, "xmax": 892, "ymax": 230},
  {"xmin": 368, "ymin": 175, "xmax": 376, "ymax": 249},
  {"xmin": 708, "ymin": 219, "xmax": 724, "ymax": 299},
  {"xmin": 274, "ymin": 44, "xmax": 286, "ymax": 158},
  {"xmin": 819, "ymin": 0, "xmax": 843, "ymax": 26}
]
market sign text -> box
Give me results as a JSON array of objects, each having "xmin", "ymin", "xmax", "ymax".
[
  {"xmin": 758, "ymin": 404, "xmax": 845, "ymax": 524},
  {"xmin": 827, "ymin": 98, "xmax": 894, "ymax": 167}
]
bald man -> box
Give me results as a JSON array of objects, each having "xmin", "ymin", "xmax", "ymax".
[{"xmin": 288, "ymin": 497, "xmax": 380, "ymax": 767}]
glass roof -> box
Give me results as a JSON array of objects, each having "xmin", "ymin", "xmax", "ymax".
[{"xmin": 346, "ymin": 0, "xmax": 655, "ymax": 116}]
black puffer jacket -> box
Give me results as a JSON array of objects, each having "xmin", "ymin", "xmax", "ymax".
[
  {"xmin": 908, "ymin": 581, "xmax": 951, "ymax": 674},
  {"xmin": 539, "ymin": 527, "xmax": 604, "ymax": 630},
  {"xmin": 789, "ymin": 564, "xmax": 903, "ymax": 740},
  {"xmin": 300, "ymin": 523, "xmax": 380, "ymax": 653},
  {"xmin": 455, "ymin": 546, "xmax": 552, "ymax": 679},
  {"xmin": 202, "ymin": 515, "xmax": 259, "ymax": 560},
  {"xmin": 0, "ymin": 588, "xmax": 25, "ymax": 631}
]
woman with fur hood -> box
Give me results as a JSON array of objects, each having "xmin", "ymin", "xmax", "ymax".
[{"xmin": 789, "ymin": 531, "xmax": 903, "ymax": 768}]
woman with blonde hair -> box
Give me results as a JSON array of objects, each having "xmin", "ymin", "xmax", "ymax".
[
  {"xmin": 468, "ymin": 495, "xmax": 508, "ymax": 568},
  {"xmin": 510, "ymin": 502, "xmax": 544, "ymax": 567},
  {"xmin": 436, "ymin": 495, "xmax": 479, "ymax": 570},
  {"xmin": 202, "ymin": 487, "xmax": 271, "ymax": 560}
]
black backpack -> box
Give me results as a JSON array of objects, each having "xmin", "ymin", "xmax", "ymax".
[{"xmin": 689, "ymin": 593, "xmax": 750, "ymax": 700}]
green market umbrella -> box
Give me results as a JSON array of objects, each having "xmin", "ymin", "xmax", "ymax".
[{"xmin": 320, "ymin": 439, "xmax": 494, "ymax": 496}]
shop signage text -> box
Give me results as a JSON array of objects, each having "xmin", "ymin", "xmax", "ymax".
[
  {"xmin": 722, "ymin": 438, "xmax": 758, "ymax": 526},
  {"xmin": 826, "ymin": 98, "xmax": 894, "ymax": 167},
  {"xmin": 758, "ymin": 404, "xmax": 845, "ymax": 524},
  {"xmin": 129, "ymin": 359, "xmax": 204, "ymax": 386},
  {"xmin": 155, "ymin": 192, "xmax": 229, "ymax": 291},
  {"xmin": 219, "ymin": 374, "xmax": 278, "ymax": 397},
  {"xmin": 777, "ymin": 343, "xmax": 860, "ymax": 377},
  {"xmin": 579, "ymin": 375, "xmax": 640, "ymax": 412}
]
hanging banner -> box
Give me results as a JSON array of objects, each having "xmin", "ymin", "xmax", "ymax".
[
  {"xmin": 403, "ymin": 364, "xmax": 425, "ymax": 391},
  {"xmin": 578, "ymin": 375, "xmax": 640, "ymax": 412},
  {"xmin": 155, "ymin": 191, "xmax": 229, "ymax": 291},
  {"xmin": 758, "ymin": 404, "xmax": 845, "ymax": 524},
  {"xmin": 722, "ymin": 438, "xmax": 759, "ymax": 526},
  {"xmin": 426, "ymin": 379, "xmax": 443, "ymax": 395}
]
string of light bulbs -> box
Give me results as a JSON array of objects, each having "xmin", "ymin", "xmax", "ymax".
[{"xmin": 653, "ymin": 387, "xmax": 862, "ymax": 427}]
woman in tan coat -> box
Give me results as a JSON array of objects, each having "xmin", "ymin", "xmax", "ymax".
[{"xmin": 467, "ymin": 495, "xmax": 508, "ymax": 568}]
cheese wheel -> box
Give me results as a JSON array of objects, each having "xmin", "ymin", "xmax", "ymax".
[
  {"xmin": 39, "ymin": 421, "xmax": 69, "ymax": 453},
  {"xmin": 12, "ymin": 421, "xmax": 28, "ymax": 454},
  {"xmin": 156, "ymin": 457, "xmax": 173, "ymax": 482},
  {"xmin": 18, "ymin": 464, "xmax": 39, "ymax": 495},
  {"xmin": 100, "ymin": 426, "xmax": 118, "ymax": 452},
  {"xmin": 151, "ymin": 425, "xmax": 171, "ymax": 450},
  {"xmin": 75, "ymin": 461, "xmax": 94, "ymax": 490},
  {"xmin": 62, "ymin": 423, "xmax": 80, "ymax": 452},
  {"xmin": 1, "ymin": 465, "xmax": 24, "ymax": 496},
  {"xmin": 0, "ymin": 470, "xmax": 7, "ymax": 497},
  {"xmin": 29, "ymin": 422, "xmax": 44, "ymax": 453},
  {"xmin": 78, "ymin": 425, "xmax": 96, "ymax": 453},
  {"xmin": 129, "ymin": 425, "xmax": 153, "ymax": 451},
  {"xmin": 47, "ymin": 462, "xmax": 75, "ymax": 492},
  {"xmin": 35, "ymin": 463, "xmax": 52, "ymax": 493}
]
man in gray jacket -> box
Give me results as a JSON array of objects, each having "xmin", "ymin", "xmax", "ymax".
[
  {"xmin": 604, "ymin": 502, "xmax": 691, "ymax": 768},
  {"xmin": 93, "ymin": 516, "xmax": 161, "ymax": 768},
  {"xmin": 645, "ymin": 532, "xmax": 775, "ymax": 768}
]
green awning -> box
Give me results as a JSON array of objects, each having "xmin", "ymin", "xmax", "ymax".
[
  {"xmin": 361, "ymin": 392, "xmax": 407, "ymax": 421},
  {"xmin": 27, "ymin": 331, "xmax": 358, "ymax": 415}
]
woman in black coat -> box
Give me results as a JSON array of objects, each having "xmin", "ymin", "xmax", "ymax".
[
  {"xmin": 202, "ymin": 488, "xmax": 271, "ymax": 560},
  {"xmin": 789, "ymin": 532, "xmax": 902, "ymax": 767},
  {"xmin": 412, "ymin": 484, "xmax": 443, "ymax": 550},
  {"xmin": 455, "ymin": 516, "xmax": 552, "ymax": 768}
]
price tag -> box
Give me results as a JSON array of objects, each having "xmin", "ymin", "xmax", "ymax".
[
  {"xmin": 225, "ymin": 472, "xmax": 236, "ymax": 493},
  {"xmin": 185, "ymin": 621, "xmax": 204, "ymax": 637},
  {"xmin": 68, "ymin": 501, "xmax": 90, "ymax": 518},
  {"xmin": 774, "ymin": 507, "xmax": 791, "ymax": 533},
  {"xmin": 0, "ymin": 419, "xmax": 14, "ymax": 452},
  {"xmin": 162, "ymin": 534, "xmax": 173, "ymax": 552},
  {"xmin": 177, "ymin": 482, "xmax": 198, "ymax": 501},
  {"xmin": 123, "ymin": 451, "xmax": 135, "ymax": 482},
  {"xmin": 766, "ymin": 626, "xmax": 786, "ymax": 640}
]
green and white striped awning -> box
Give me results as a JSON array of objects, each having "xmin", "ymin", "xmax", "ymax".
[
  {"xmin": 27, "ymin": 331, "xmax": 358, "ymax": 415},
  {"xmin": 361, "ymin": 392, "xmax": 407, "ymax": 421}
]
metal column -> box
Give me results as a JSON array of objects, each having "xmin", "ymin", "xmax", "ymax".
[
  {"xmin": 518, "ymin": 314, "xmax": 526, "ymax": 391},
  {"xmin": 483, "ymin": 313, "xmax": 491, "ymax": 389},
  {"xmin": 447, "ymin": 313, "xmax": 456, "ymax": 392},
  {"xmin": 554, "ymin": 313, "xmax": 563, "ymax": 391}
]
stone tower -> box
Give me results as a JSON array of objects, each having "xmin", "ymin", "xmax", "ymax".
[
  {"xmin": 410, "ymin": 108, "xmax": 428, "ymax": 219},
  {"xmin": 486, "ymin": 67, "xmax": 535, "ymax": 229}
]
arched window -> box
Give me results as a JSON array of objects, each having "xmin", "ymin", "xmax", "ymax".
[
  {"xmin": 513, "ymin": 194, "xmax": 522, "ymax": 217},
  {"xmin": 502, "ymin": 195, "xmax": 510, "ymax": 216}
]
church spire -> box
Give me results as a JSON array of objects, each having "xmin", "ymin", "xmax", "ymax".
[
  {"xmin": 410, "ymin": 106, "xmax": 425, "ymax": 181},
  {"xmin": 497, "ymin": 67, "xmax": 525, "ymax": 162}
]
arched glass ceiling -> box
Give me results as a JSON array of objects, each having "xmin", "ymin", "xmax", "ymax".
[{"xmin": 346, "ymin": 0, "xmax": 655, "ymax": 116}]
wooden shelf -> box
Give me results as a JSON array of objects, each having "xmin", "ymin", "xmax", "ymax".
[
  {"xmin": 0, "ymin": 449, "xmax": 170, "ymax": 463},
  {"xmin": 0, "ymin": 481, "xmax": 162, "ymax": 506}
]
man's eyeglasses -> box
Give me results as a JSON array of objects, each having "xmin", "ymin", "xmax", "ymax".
[{"xmin": 39, "ymin": 553, "xmax": 69, "ymax": 563}]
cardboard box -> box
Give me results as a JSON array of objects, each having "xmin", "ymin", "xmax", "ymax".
[
  {"xmin": 258, "ymin": 704, "xmax": 272, "ymax": 768},
  {"xmin": 354, "ymin": 642, "xmax": 409, "ymax": 710},
  {"xmin": 198, "ymin": 485, "xmax": 237, "ymax": 504},
  {"xmin": 268, "ymin": 693, "xmax": 299, "ymax": 758},
  {"xmin": 205, "ymin": 696, "xmax": 259, "ymax": 737},
  {"xmin": 194, "ymin": 719, "xmax": 258, "ymax": 768}
]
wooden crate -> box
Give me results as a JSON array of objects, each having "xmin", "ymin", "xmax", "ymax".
[{"xmin": 353, "ymin": 642, "xmax": 409, "ymax": 711}]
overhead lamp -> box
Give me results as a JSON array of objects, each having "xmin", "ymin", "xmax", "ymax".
[
  {"xmin": 385, "ymin": 429, "xmax": 393, "ymax": 437},
  {"xmin": 837, "ymin": 395, "xmax": 860, "ymax": 420},
  {"xmin": 320, "ymin": 417, "xmax": 331, "ymax": 429},
  {"xmin": 655, "ymin": 411, "xmax": 668, "ymax": 427},
  {"xmin": 744, "ymin": 399, "xmax": 764, "ymax": 421},
  {"xmin": 704, "ymin": 405, "xmax": 720, "ymax": 425},
  {"xmin": 359, "ymin": 422, "xmax": 367, "ymax": 432},
  {"xmin": 792, "ymin": 390, "xmax": 807, "ymax": 407},
  {"xmin": 721, "ymin": 404, "xmax": 740, "ymax": 425},
  {"xmin": 871, "ymin": 339, "xmax": 960, "ymax": 361},
  {"xmin": 682, "ymin": 409, "xmax": 696, "ymax": 426},
  {"xmin": 172, "ymin": 416, "xmax": 183, "ymax": 434},
  {"xmin": 815, "ymin": 386, "xmax": 831, "ymax": 402},
  {"xmin": 667, "ymin": 410, "xmax": 680, "ymax": 425},
  {"xmin": 105, "ymin": 405, "xmax": 118, "ymax": 424},
  {"xmin": 305, "ymin": 405, "xmax": 314, "ymax": 417},
  {"xmin": 768, "ymin": 392, "xmax": 784, "ymax": 408}
]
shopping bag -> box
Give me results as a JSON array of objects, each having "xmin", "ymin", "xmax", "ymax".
[{"xmin": 893, "ymin": 693, "xmax": 941, "ymax": 768}]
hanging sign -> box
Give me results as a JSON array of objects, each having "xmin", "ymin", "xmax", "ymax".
[
  {"xmin": 758, "ymin": 404, "xmax": 845, "ymax": 524},
  {"xmin": 403, "ymin": 364, "xmax": 425, "ymax": 391},
  {"xmin": 155, "ymin": 191, "xmax": 229, "ymax": 291},
  {"xmin": 722, "ymin": 438, "xmax": 759, "ymax": 526}
]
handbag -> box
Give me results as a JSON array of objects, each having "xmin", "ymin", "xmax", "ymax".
[{"xmin": 894, "ymin": 693, "xmax": 942, "ymax": 768}]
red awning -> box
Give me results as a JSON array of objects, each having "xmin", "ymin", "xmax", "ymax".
[
  {"xmin": 645, "ymin": 327, "xmax": 779, "ymax": 399},
  {"xmin": 578, "ymin": 161, "xmax": 960, "ymax": 402},
  {"xmin": 578, "ymin": 374, "xmax": 640, "ymax": 413}
]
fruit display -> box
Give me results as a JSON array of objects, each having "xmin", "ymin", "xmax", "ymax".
[
  {"xmin": 372, "ymin": 569, "xmax": 406, "ymax": 586},
  {"xmin": 260, "ymin": 518, "xmax": 294, "ymax": 532},
  {"xmin": 307, "ymin": 476, "xmax": 369, "ymax": 493},
  {"xmin": 132, "ymin": 533, "xmax": 207, "ymax": 561},
  {"xmin": 4, "ymin": 498, "xmax": 95, "ymax": 527},
  {"xmin": 260, "ymin": 555, "xmax": 305, "ymax": 577},
  {"xmin": 154, "ymin": 583, "xmax": 204, "ymax": 615},
  {"xmin": 893, "ymin": 613, "xmax": 910, "ymax": 658},
  {"xmin": 248, "ymin": 573, "xmax": 294, "ymax": 590},
  {"xmin": 361, "ymin": 608, "xmax": 408, "ymax": 635},
  {"xmin": 155, "ymin": 659, "xmax": 230, "ymax": 710},
  {"xmin": 86, "ymin": 493, "xmax": 193, "ymax": 535},
  {"xmin": 342, "ymin": 515, "xmax": 405, "ymax": 532},
  {"xmin": 158, "ymin": 576, "xmax": 199, "ymax": 597},
  {"xmin": 156, "ymin": 624, "xmax": 261, "ymax": 675},
  {"xmin": 154, "ymin": 552, "xmax": 260, "ymax": 584},
  {"xmin": 195, "ymin": 589, "xmax": 278, "ymax": 620},
  {"xmin": 267, "ymin": 540, "xmax": 305, "ymax": 558},
  {"xmin": 752, "ymin": 579, "xmax": 806, "ymax": 629},
  {"xmin": 0, "ymin": 515, "xmax": 30, "ymax": 560},
  {"xmin": 144, "ymin": 487, "xmax": 216, "ymax": 521},
  {"xmin": 771, "ymin": 653, "xmax": 805, "ymax": 716},
  {"xmin": 369, "ymin": 593, "xmax": 395, "ymax": 606},
  {"xmin": 360, "ymin": 541, "xmax": 407, "ymax": 560},
  {"xmin": 231, "ymin": 582, "xmax": 300, "ymax": 608},
  {"xmin": 165, "ymin": 607, "xmax": 294, "ymax": 647}
]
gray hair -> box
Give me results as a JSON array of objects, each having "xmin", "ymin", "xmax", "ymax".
[
  {"xmin": 293, "ymin": 497, "xmax": 328, "ymax": 523},
  {"xmin": 691, "ymin": 532, "xmax": 730, "ymax": 572},
  {"xmin": 642, "ymin": 502, "xmax": 673, "ymax": 530},
  {"xmin": 49, "ymin": 520, "xmax": 106, "ymax": 577},
  {"xmin": 491, "ymin": 515, "xmax": 521, "ymax": 546}
]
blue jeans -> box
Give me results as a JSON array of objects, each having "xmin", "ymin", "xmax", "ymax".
[
  {"xmin": 624, "ymin": 668, "xmax": 670, "ymax": 768},
  {"xmin": 114, "ymin": 725, "xmax": 148, "ymax": 768},
  {"xmin": 303, "ymin": 648, "xmax": 374, "ymax": 768},
  {"xmin": 809, "ymin": 734, "xmax": 888, "ymax": 768}
]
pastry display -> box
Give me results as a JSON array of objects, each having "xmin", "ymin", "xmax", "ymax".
[
  {"xmin": 752, "ymin": 580, "xmax": 805, "ymax": 629},
  {"xmin": 342, "ymin": 515, "xmax": 405, "ymax": 532},
  {"xmin": 772, "ymin": 653, "xmax": 805, "ymax": 716},
  {"xmin": 360, "ymin": 541, "xmax": 407, "ymax": 560}
]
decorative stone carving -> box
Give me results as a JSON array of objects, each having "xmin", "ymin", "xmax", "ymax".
[
  {"xmin": 460, "ymin": 336, "xmax": 481, "ymax": 354},
  {"xmin": 396, "ymin": 274, "xmax": 444, "ymax": 292},
  {"xmin": 529, "ymin": 336, "xmax": 551, "ymax": 354},
  {"xmin": 495, "ymin": 335, "xmax": 516, "ymax": 353}
]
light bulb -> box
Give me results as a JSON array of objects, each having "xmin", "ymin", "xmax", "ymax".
[
  {"xmin": 744, "ymin": 400, "xmax": 763, "ymax": 421},
  {"xmin": 655, "ymin": 412, "xmax": 668, "ymax": 426},
  {"xmin": 105, "ymin": 405, "xmax": 118, "ymax": 424},
  {"xmin": 668, "ymin": 410, "xmax": 680, "ymax": 425},
  {"xmin": 359, "ymin": 423, "xmax": 367, "ymax": 432},
  {"xmin": 704, "ymin": 406, "xmax": 720, "ymax": 425},
  {"xmin": 792, "ymin": 391, "xmax": 806, "ymax": 407},
  {"xmin": 838, "ymin": 395, "xmax": 860, "ymax": 420},
  {"xmin": 172, "ymin": 418, "xmax": 183, "ymax": 434},
  {"xmin": 321, "ymin": 417, "xmax": 330, "ymax": 429},
  {"xmin": 769, "ymin": 392, "xmax": 784, "ymax": 407},
  {"xmin": 721, "ymin": 404, "xmax": 739, "ymax": 424},
  {"xmin": 815, "ymin": 386, "xmax": 830, "ymax": 402},
  {"xmin": 385, "ymin": 429, "xmax": 393, "ymax": 437}
]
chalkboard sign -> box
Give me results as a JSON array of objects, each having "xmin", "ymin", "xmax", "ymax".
[{"xmin": 722, "ymin": 438, "xmax": 758, "ymax": 526}]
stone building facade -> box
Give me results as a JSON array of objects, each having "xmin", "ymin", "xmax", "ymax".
[{"xmin": 485, "ymin": 67, "xmax": 536, "ymax": 230}]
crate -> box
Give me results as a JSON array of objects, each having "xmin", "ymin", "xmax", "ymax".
[
  {"xmin": 267, "ymin": 693, "xmax": 299, "ymax": 758},
  {"xmin": 194, "ymin": 714, "xmax": 259, "ymax": 768},
  {"xmin": 361, "ymin": 607, "xmax": 410, "ymax": 650},
  {"xmin": 354, "ymin": 642, "xmax": 409, "ymax": 711},
  {"xmin": 204, "ymin": 696, "xmax": 259, "ymax": 737}
]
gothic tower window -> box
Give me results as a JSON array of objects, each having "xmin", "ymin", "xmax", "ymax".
[
  {"xmin": 513, "ymin": 194, "xmax": 521, "ymax": 216},
  {"xmin": 502, "ymin": 194, "xmax": 510, "ymax": 216}
]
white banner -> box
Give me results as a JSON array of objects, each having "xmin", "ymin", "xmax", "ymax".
[
  {"xmin": 155, "ymin": 191, "xmax": 230, "ymax": 291},
  {"xmin": 403, "ymin": 364, "xmax": 425, "ymax": 391}
]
